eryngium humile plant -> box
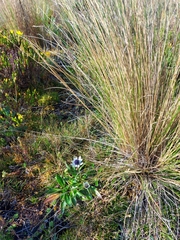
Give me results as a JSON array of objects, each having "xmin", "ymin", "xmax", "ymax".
[{"xmin": 39, "ymin": 0, "xmax": 179, "ymax": 238}]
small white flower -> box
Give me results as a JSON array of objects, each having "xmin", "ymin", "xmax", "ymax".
[
  {"xmin": 83, "ymin": 182, "xmax": 90, "ymax": 189},
  {"xmin": 71, "ymin": 156, "xmax": 83, "ymax": 168}
]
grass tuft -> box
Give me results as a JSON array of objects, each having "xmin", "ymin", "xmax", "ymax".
[{"xmin": 40, "ymin": 0, "xmax": 180, "ymax": 238}]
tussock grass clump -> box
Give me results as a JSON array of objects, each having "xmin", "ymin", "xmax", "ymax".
[{"xmin": 42, "ymin": 0, "xmax": 180, "ymax": 238}]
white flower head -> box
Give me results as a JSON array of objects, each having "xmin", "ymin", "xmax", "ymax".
[
  {"xmin": 71, "ymin": 156, "xmax": 83, "ymax": 168},
  {"xmin": 83, "ymin": 181, "xmax": 90, "ymax": 189}
]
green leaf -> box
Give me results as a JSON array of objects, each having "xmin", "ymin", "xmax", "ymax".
[
  {"xmin": 79, "ymin": 189, "xmax": 92, "ymax": 200},
  {"xmin": 89, "ymin": 186, "xmax": 96, "ymax": 192},
  {"xmin": 64, "ymin": 193, "xmax": 72, "ymax": 206},
  {"xmin": 46, "ymin": 208, "xmax": 52, "ymax": 214},
  {"xmin": 61, "ymin": 201, "xmax": 67, "ymax": 214},
  {"xmin": 76, "ymin": 191, "xmax": 84, "ymax": 198},
  {"xmin": 94, "ymin": 179, "xmax": 99, "ymax": 187},
  {"xmin": 49, "ymin": 221, "xmax": 54, "ymax": 228},
  {"xmin": 67, "ymin": 166, "xmax": 78, "ymax": 176},
  {"xmin": 56, "ymin": 174, "xmax": 65, "ymax": 187},
  {"xmin": 13, "ymin": 213, "xmax": 19, "ymax": 219},
  {"xmin": 71, "ymin": 196, "xmax": 77, "ymax": 206},
  {"xmin": 70, "ymin": 191, "xmax": 77, "ymax": 206},
  {"xmin": 46, "ymin": 187, "xmax": 61, "ymax": 194}
]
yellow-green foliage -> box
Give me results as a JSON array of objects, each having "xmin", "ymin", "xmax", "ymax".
[{"xmin": 38, "ymin": 92, "xmax": 59, "ymax": 106}]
